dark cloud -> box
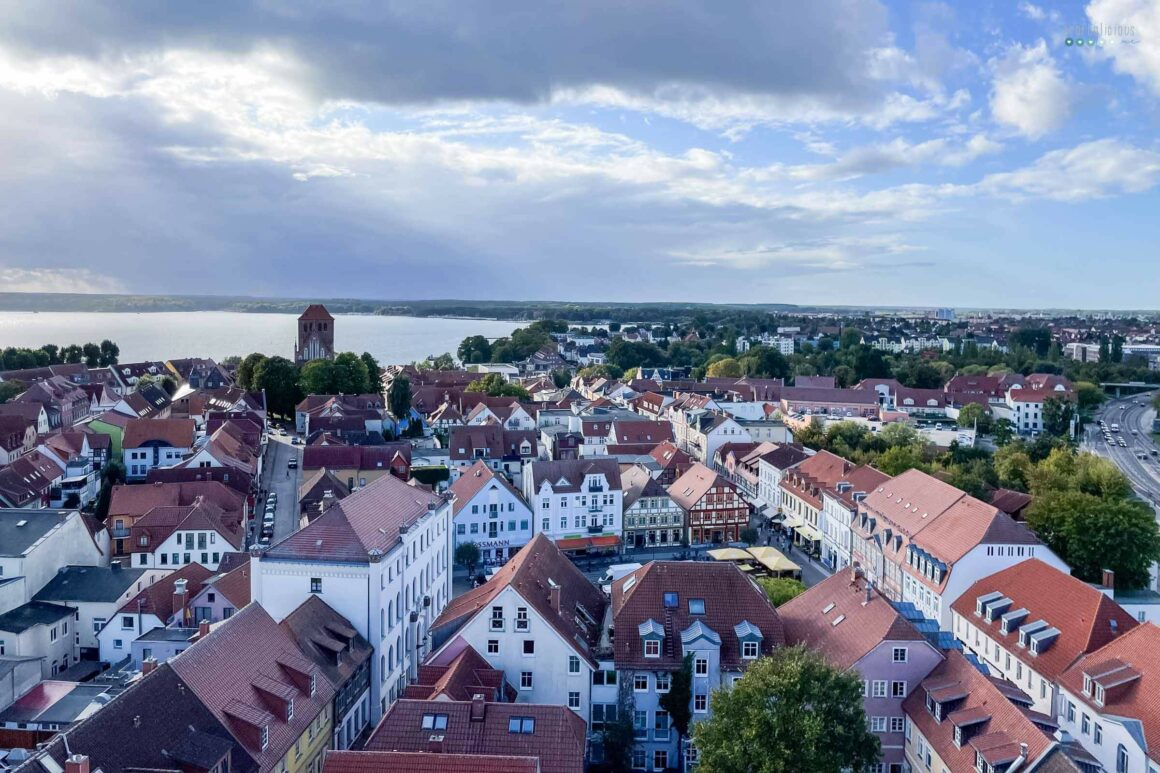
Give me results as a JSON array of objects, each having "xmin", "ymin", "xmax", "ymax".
[{"xmin": 0, "ymin": 0, "xmax": 893, "ymax": 108}]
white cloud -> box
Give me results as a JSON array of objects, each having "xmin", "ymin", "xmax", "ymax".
[
  {"xmin": 1018, "ymin": 2, "xmax": 1047, "ymax": 21},
  {"xmin": 978, "ymin": 138, "xmax": 1160, "ymax": 201},
  {"xmin": 670, "ymin": 235, "xmax": 925, "ymax": 271},
  {"xmin": 785, "ymin": 134, "xmax": 1001, "ymax": 182},
  {"xmin": 0, "ymin": 267, "xmax": 126, "ymax": 293},
  {"xmin": 1085, "ymin": 0, "xmax": 1160, "ymax": 95},
  {"xmin": 989, "ymin": 40, "xmax": 1073, "ymax": 138}
]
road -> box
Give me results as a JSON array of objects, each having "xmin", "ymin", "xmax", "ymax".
[
  {"xmin": 252, "ymin": 427, "xmax": 303, "ymax": 547},
  {"xmin": 1083, "ymin": 391, "xmax": 1160, "ymax": 511}
]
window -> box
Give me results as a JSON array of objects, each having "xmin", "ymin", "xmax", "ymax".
[
  {"xmin": 1067, "ymin": 701, "xmax": 1076, "ymax": 722},
  {"xmin": 654, "ymin": 709, "xmax": 670, "ymax": 740},
  {"xmin": 490, "ymin": 606, "xmax": 505, "ymax": 630},
  {"xmin": 633, "ymin": 710, "xmax": 648, "ymax": 739},
  {"xmin": 568, "ymin": 691, "xmax": 581, "ymax": 709},
  {"xmin": 656, "ymin": 672, "xmax": 671, "ymax": 692},
  {"xmin": 644, "ymin": 639, "xmax": 660, "ymax": 658},
  {"xmin": 507, "ymin": 716, "xmax": 535, "ymax": 734},
  {"xmin": 487, "ymin": 639, "xmax": 499, "ymax": 654},
  {"xmin": 310, "ymin": 577, "xmax": 322, "ymax": 593},
  {"xmin": 891, "ymin": 681, "xmax": 907, "ymax": 698},
  {"xmin": 260, "ymin": 724, "xmax": 269, "ymax": 750},
  {"xmin": 593, "ymin": 669, "xmax": 617, "ymax": 686},
  {"xmin": 890, "ymin": 716, "xmax": 905, "ymax": 733},
  {"xmin": 1081, "ymin": 714, "xmax": 1091, "ymax": 735},
  {"xmin": 515, "ymin": 606, "xmax": 529, "ymax": 631},
  {"xmin": 121, "ymin": 615, "xmax": 134, "ymax": 630},
  {"xmin": 520, "ymin": 671, "xmax": 533, "ymax": 690},
  {"xmin": 741, "ymin": 640, "xmax": 759, "ymax": 659},
  {"xmin": 871, "ymin": 716, "xmax": 887, "ymax": 733},
  {"xmin": 688, "ymin": 598, "xmax": 705, "ymax": 615},
  {"xmin": 892, "ymin": 646, "xmax": 908, "ymax": 663},
  {"xmin": 92, "ymin": 617, "xmax": 106, "ymax": 634},
  {"xmin": 568, "ymin": 655, "xmax": 581, "ymax": 674},
  {"xmin": 1116, "ymin": 745, "xmax": 1129, "ymax": 773},
  {"xmin": 653, "ymin": 750, "xmax": 669, "ymax": 771},
  {"xmin": 632, "ymin": 749, "xmax": 647, "ymax": 769},
  {"xmin": 286, "ymin": 698, "xmax": 295, "ymax": 721},
  {"xmin": 694, "ymin": 655, "xmax": 708, "ymax": 676},
  {"xmin": 634, "ymin": 674, "xmax": 649, "ymax": 692},
  {"xmin": 1094, "ymin": 723, "xmax": 1103, "ymax": 745},
  {"xmin": 694, "ymin": 693, "xmax": 707, "ymax": 713},
  {"xmin": 872, "ymin": 680, "xmax": 887, "ymax": 698}
]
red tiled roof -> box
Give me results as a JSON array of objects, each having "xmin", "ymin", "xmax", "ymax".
[
  {"xmin": 1058, "ymin": 622, "xmax": 1160, "ymax": 762},
  {"xmin": 951, "ymin": 559, "xmax": 1137, "ymax": 683},
  {"xmin": 404, "ymin": 644, "xmax": 510, "ymax": 702},
  {"xmin": 608, "ymin": 420, "xmax": 673, "ymax": 445},
  {"xmin": 780, "ymin": 571, "xmax": 927, "ymax": 670},
  {"xmin": 122, "ymin": 418, "xmax": 195, "ymax": 449},
  {"xmin": 779, "ymin": 450, "xmax": 853, "ymax": 509},
  {"xmin": 433, "ymin": 534, "xmax": 605, "ymax": 665},
  {"xmin": 647, "ymin": 440, "xmax": 693, "ymax": 470},
  {"xmin": 207, "ymin": 562, "xmax": 252, "ymax": 610},
  {"xmin": 131, "ymin": 497, "xmax": 244, "ymax": 552},
  {"xmin": 116, "ymin": 562, "xmax": 213, "ymax": 621},
  {"xmin": 325, "ymin": 750, "xmax": 538, "ymax": 773},
  {"xmin": 611, "ymin": 561, "xmax": 784, "ymax": 670},
  {"xmin": 170, "ymin": 603, "xmax": 335, "ymax": 768},
  {"xmin": 526, "ymin": 458, "xmax": 621, "ymax": 493},
  {"xmin": 668, "ymin": 462, "xmax": 737, "ymax": 511},
  {"xmin": 109, "ymin": 480, "xmax": 245, "ymax": 522},
  {"xmin": 363, "ymin": 699, "xmax": 585, "ymax": 773},
  {"xmin": 264, "ymin": 474, "xmax": 444, "ymax": 563},
  {"xmin": 298, "ymin": 304, "xmax": 334, "ymax": 321},
  {"xmin": 448, "ymin": 461, "xmax": 524, "ymax": 516},
  {"xmin": 903, "ymin": 651, "xmax": 1051, "ymax": 771}
]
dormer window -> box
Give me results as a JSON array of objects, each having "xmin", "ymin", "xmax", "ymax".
[
  {"xmin": 260, "ymin": 724, "xmax": 269, "ymax": 750},
  {"xmin": 422, "ymin": 713, "xmax": 449, "ymax": 730},
  {"xmin": 688, "ymin": 599, "xmax": 706, "ymax": 615},
  {"xmin": 742, "ymin": 641, "xmax": 759, "ymax": 659},
  {"xmin": 1094, "ymin": 684, "xmax": 1105, "ymax": 706},
  {"xmin": 644, "ymin": 640, "xmax": 660, "ymax": 658},
  {"xmin": 286, "ymin": 698, "xmax": 294, "ymax": 721},
  {"xmin": 309, "ymin": 673, "xmax": 316, "ymax": 697},
  {"xmin": 1083, "ymin": 675, "xmax": 1092, "ymax": 695}
]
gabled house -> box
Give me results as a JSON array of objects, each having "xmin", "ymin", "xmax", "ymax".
[
  {"xmin": 430, "ymin": 535, "xmax": 606, "ymax": 720},
  {"xmin": 15, "ymin": 376, "xmax": 91, "ymax": 429},
  {"xmin": 780, "ymin": 570, "xmax": 944, "ymax": 773},
  {"xmin": 129, "ymin": 496, "xmax": 245, "ymax": 571},
  {"xmin": 105, "ymin": 480, "xmax": 247, "ymax": 557},
  {"xmin": 189, "ymin": 560, "xmax": 252, "ymax": 623},
  {"xmin": 449, "ymin": 425, "xmax": 537, "ymax": 487},
  {"xmin": 302, "ymin": 443, "xmax": 413, "ymax": 491},
  {"xmin": 604, "ymin": 561, "xmax": 783, "ymax": 769},
  {"xmin": 819, "ymin": 464, "xmax": 891, "ymax": 572},
  {"xmin": 951, "ymin": 559, "xmax": 1138, "ymax": 714},
  {"xmin": 0, "ymin": 508, "xmax": 106, "ymax": 614},
  {"xmin": 0, "ymin": 400, "xmax": 50, "ymax": 436},
  {"xmin": 96, "ymin": 562, "xmax": 213, "ymax": 664},
  {"xmin": 668, "ymin": 462, "xmax": 748, "ymax": 545},
  {"xmin": 0, "ymin": 600, "xmax": 77, "ymax": 677},
  {"xmin": 122, "ymin": 418, "xmax": 196, "ymax": 480},
  {"xmin": 0, "ymin": 452, "xmax": 64, "ymax": 508},
  {"xmin": 449, "ymin": 461, "xmax": 534, "ymax": 564},
  {"xmin": 0, "ymin": 414, "xmax": 37, "ymax": 467},
  {"xmin": 648, "ymin": 441, "xmax": 694, "ymax": 486},
  {"xmin": 621, "ymin": 464, "xmax": 684, "ymax": 551},
  {"xmin": 522, "ymin": 458, "xmax": 623, "ymax": 551},
  {"xmin": 780, "ymin": 449, "xmax": 853, "ymax": 553}
]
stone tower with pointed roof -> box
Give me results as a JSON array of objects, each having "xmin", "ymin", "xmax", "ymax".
[{"xmin": 295, "ymin": 304, "xmax": 335, "ymax": 364}]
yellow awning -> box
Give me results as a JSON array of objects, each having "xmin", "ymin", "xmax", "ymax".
[
  {"xmin": 781, "ymin": 516, "xmax": 804, "ymax": 530},
  {"xmin": 708, "ymin": 547, "xmax": 752, "ymax": 562},
  {"xmin": 737, "ymin": 563, "xmax": 755, "ymax": 572},
  {"xmin": 745, "ymin": 546, "xmax": 801, "ymax": 574},
  {"xmin": 795, "ymin": 522, "xmax": 823, "ymax": 542}
]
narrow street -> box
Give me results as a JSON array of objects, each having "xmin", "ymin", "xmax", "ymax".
[{"xmin": 253, "ymin": 427, "xmax": 303, "ymax": 546}]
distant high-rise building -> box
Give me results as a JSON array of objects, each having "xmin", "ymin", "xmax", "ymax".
[
  {"xmin": 295, "ymin": 304, "xmax": 335, "ymax": 364},
  {"xmin": 935, "ymin": 307, "xmax": 955, "ymax": 321}
]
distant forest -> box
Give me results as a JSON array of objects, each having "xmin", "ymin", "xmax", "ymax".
[{"xmin": 0, "ymin": 292, "xmax": 806, "ymax": 323}]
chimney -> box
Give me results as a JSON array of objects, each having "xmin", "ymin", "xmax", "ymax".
[
  {"xmin": 320, "ymin": 490, "xmax": 337, "ymax": 514},
  {"xmin": 110, "ymin": 559, "xmax": 121, "ymax": 571},
  {"xmin": 470, "ymin": 693, "xmax": 487, "ymax": 722},
  {"xmin": 141, "ymin": 657, "xmax": 157, "ymax": 675},
  {"xmin": 65, "ymin": 755, "xmax": 90, "ymax": 773},
  {"xmin": 427, "ymin": 734, "xmax": 445, "ymax": 753},
  {"xmin": 549, "ymin": 584, "xmax": 562, "ymax": 613},
  {"xmin": 863, "ymin": 580, "xmax": 873, "ymax": 605},
  {"xmin": 199, "ymin": 619, "xmax": 211, "ymax": 639},
  {"xmin": 172, "ymin": 578, "xmax": 188, "ymax": 620},
  {"xmin": 1102, "ymin": 569, "xmax": 1115, "ymax": 589}
]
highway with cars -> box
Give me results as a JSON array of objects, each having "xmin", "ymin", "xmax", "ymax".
[{"xmin": 1083, "ymin": 390, "xmax": 1160, "ymax": 510}]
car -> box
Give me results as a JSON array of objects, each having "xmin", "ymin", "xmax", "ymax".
[
  {"xmin": 288, "ymin": 458, "xmax": 298, "ymax": 469},
  {"xmin": 263, "ymin": 513, "xmax": 275, "ymax": 524},
  {"xmin": 258, "ymin": 534, "xmax": 271, "ymax": 545}
]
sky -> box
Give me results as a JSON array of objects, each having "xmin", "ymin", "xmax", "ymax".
[{"xmin": 0, "ymin": 0, "xmax": 1158, "ymax": 309}]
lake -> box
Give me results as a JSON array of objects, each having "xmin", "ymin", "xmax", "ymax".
[{"xmin": 0, "ymin": 311, "xmax": 520, "ymax": 365}]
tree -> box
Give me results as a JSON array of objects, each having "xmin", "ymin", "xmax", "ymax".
[
  {"xmin": 839, "ymin": 328, "xmax": 862, "ymax": 349},
  {"xmin": 994, "ymin": 446, "xmax": 1034, "ymax": 491},
  {"xmin": 82, "ymin": 342, "xmax": 101, "ymax": 367},
  {"xmin": 956, "ymin": 402, "xmax": 993, "ymax": 434},
  {"xmin": 1010, "ymin": 327, "xmax": 1051, "ymax": 357},
  {"xmin": 429, "ymin": 352, "xmax": 457, "ymax": 370},
  {"xmin": 992, "ymin": 418, "xmax": 1015, "ymax": 446},
  {"xmin": 578, "ymin": 364, "xmax": 624, "ymax": 380},
  {"xmin": 61, "ymin": 344, "xmax": 83, "ymax": 364},
  {"xmin": 1110, "ymin": 335, "xmax": 1125, "ymax": 364},
  {"xmin": 253, "ymin": 356, "xmax": 301, "ymax": 417},
  {"xmin": 360, "ymin": 352, "xmax": 382, "ymax": 388},
  {"xmin": 706, "ymin": 357, "xmax": 742, "ymax": 378},
  {"xmin": 388, "ymin": 374, "xmax": 412, "ymax": 420},
  {"xmin": 454, "ymin": 542, "xmax": 481, "ymax": 576},
  {"xmin": 94, "ymin": 458, "xmax": 126, "ymax": 521},
  {"xmin": 332, "ymin": 352, "xmax": 372, "ymax": 393},
  {"xmin": 600, "ymin": 702, "xmax": 637, "ymax": 773},
  {"xmin": 1026, "ymin": 491, "xmax": 1160, "ymax": 589},
  {"xmin": 157, "ymin": 375, "xmax": 178, "ymax": 396},
  {"xmin": 738, "ymin": 347, "xmax": 790, "ymax": 380},
  {"xmin": 299, "ymin": 359, "xmax": 337, "ymax": 395},
  {"xmin": 549, "ymin": 368, "xmax": 571, "ymax": 388},
  {"xmin": 606, "ymin": 339, "xmax": 667, "ymax": 371},
  {"xmin": 875, "ymin": 444, "xmax": 929, "ymax": 476},
  {"xmin": 1042, "ymin": 396, "xmax": 1075, "ymax": 437},
  {"xmin": 236, "ymin": 353, "xmax": 268, "ymax": 391},
  {"xmin": 660, "ymin": 654, "xmax": 693, "ymax": 771},
  {"xmin": 0, "ymin": 380, "xmax": 25, "ymax": 404},
  {"xmin": 465, "ymin": 373, "xmax": 530, "ymax": 399},
  {"xmin": 458, "ymin": 335, "xmax": 492, "ymax": 365},
  {"xmin": 692, "ymin": 646, "xmax": 880, "ymax": 773},
  {"xmin": 1074, "ymin": 381, "xmax": 1106, "ymax": 412},
  {"xmin": 759, "ymin": 577, "xmax": 806, "ymax": 606},
  {"xmin": 739, "ymin": 527, "xmax": 759, "ymax": 545},
  {"xmin": 98, "ymin": 339, "xmax": 120, "ymax": 367},
  {"xmin": 1098, "ymin": 337, "xmax": 1110, "ymax": 364}
]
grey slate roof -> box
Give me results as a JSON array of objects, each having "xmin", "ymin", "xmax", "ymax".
[
  {"xmin": 33, "ymin": 564, "xmax": 147, "ymax": 604},
  {"xmin": 0, "ymin": 509, "xmax": 74, "ymax": 557},
  {"xmin": 0, "ymin": 601, "xmax": 75, "ymax": 633}
]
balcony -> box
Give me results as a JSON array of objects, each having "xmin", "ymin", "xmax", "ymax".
[
  {"xmin": 110, "ymin": 527, "xmax": 131, "ymax": 538},
  {"xmin": 587, "ymin": 525, "xmax": 604, "ymax": 534},
  {"xmin": 489, "ymin": 618, "xmax": 505, "ymax": 631},
  {"xmin": 587, "ymin": 484, "xmax": 604, "ymax": 493}
]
